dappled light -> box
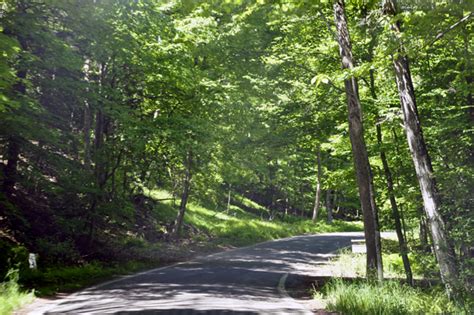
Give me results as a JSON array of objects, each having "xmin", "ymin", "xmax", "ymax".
[{"xmin": 1, "ymin": 0, "xmax": 472, "ymax": 313}]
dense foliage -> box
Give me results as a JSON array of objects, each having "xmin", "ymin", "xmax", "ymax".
[{"xmin": 0, "ymin": 0, "xmax": 472, "ymax": 302}]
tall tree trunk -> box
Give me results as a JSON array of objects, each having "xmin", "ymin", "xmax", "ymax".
[
  {"xmin": 419, "ymin": 213, "xmax": 430, "ymax": 253},
  {"xmin": 333, "ymin": 192, "xmax": 339, "ymax": 216},
  {"xmin": 377, "ymin": 123, "xmax": 413, "ymax": 285},
  {"xmin": 326, "ymin": 190, "xmax": 334, "ymax": 223},
  {"xmin": 312, "ymin": 147, "xmax": 322, "ymax": 222},
  {"xmin": 333, "ymin": 0, "xmax": 383, "ymax": 281},
  {"xmin": 226, "ymin": 183, "xmax": 232, "ymax": 213},
  {"xmin": 171, "ymin": 151, "xmax": 193, "ymax": 240},
  {"xmin": 299, "ymin": 184, "xmax": 305, "ymax": 218},
  {"xmin": 83, "ymin": 59, "xmax": 92, "ymax": 170},
  {"xmin": 83, "ymin": 104, "xmax": 92, "ymax": 169},
  {"xmin": 383, "ymin": 0, "xmax": 460, "ymax": 299},
  {"xmin": 370, "ymin": 70, "xmax": 413, "ymax": 285},
  {"xmin": 94, "ymin": 109, "xmax": 105, "ymax": 183}
]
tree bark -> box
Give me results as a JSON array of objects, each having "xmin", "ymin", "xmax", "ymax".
[
  {"xmin": 333, "ymin": 0, "xmax": 383, "ymax": 281},
  {"xmin": 376, "ymin": 123, "xmax": 413, "ymax": 285},
  {"xmin": 299, "ymin": 184, "xmax": 305, "ymax": 218},
  {"xmin": 83, "ymin": 104, "xmax": 92, "ymax": 167},
  {"xmin": 171, "ymin": 151, "xmax": 193, "ymax": 240},
  {"xmin": 333, "ymin": 192, "xmax": 339, "ymax": 216},
  {"xmin": 312, "ymin": 147, "xmax": 322, "ymax": 222},
  {"xmin": 419, "ymin": 213, "xmax": 430, "ymax": 253},
  {"xmin": 226, "ymin": 183, "xmax": 232, "ymax": 214},
  {"xmin": 383, "ymin": 0, "xmax": 460, "ymax": 299},
  {"xmin": 83, "ymin": 59, "xmax": 92, "ymax": 170},
  {"xmin": 326, "ymin": 190, "xmax": 334, "ymax": 223},
  {"xmin": 94, "ymin": 109, "xmax": 105, "ymax": 182}
]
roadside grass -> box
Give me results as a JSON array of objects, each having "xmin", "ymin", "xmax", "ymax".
[
  {"xmin": 21, "ymin": 261, "xmax": 151, "ymax": 296},
  {"xmin": 14, "ymin": 239, "xmax": 219, "ymax": 300},
  {"xmin": 323, "ymin": 279, "xmax": 456, "ymax": 314},
  {"xmin": 0, "ymin": 270, "xmax": 34, "ymax": 315},
  {"xmin": 329, "ymin": 239, "xmax": 440, "ymax": 279},
  {"xmin": 315, "ymin": 239, "xmax": 473, "ymax": 314}
]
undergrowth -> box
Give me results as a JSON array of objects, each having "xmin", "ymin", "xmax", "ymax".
[
  {"xmin": 330, "ymin": 239, "xmax": 440, "ymax": 279},
  {"xmin": 318, "ymin": 240, "xmax": 473, "ymax": 313},
  {"xmin": 21, "ymin": 261, "xmax": 151, "ymax": 296},
  {"xmin": 0, "ymin": 270, "xmax": 34, "ymax": 315},
  {"xmin": 323, "ymin": 279, "xmax": 458, "ymax": 314}
]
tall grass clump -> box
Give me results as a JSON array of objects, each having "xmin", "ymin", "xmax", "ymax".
[
  {"xmin": 324, "ymin": 279, "xmax": 456, "ymax": 314},
  {"xmin": 0, "ymin": 269, "xmax": 34, "ymax": 315}
]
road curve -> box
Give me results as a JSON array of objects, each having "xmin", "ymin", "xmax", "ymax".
[{"xmin": 29, "ymin": 232, "xmax": 365, "ymax": 315}]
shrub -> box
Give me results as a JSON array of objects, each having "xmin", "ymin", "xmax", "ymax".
[
  {"xmin": 0, "ymin": 269, "xmax": 34, "ymax": 315},
  {"xmin": 35, "ymin": 238, "xmax": 81, "ymax": 266},
  {"xmin": 0, "ymin": 240, "xmax": 29, "ymax": 279}
]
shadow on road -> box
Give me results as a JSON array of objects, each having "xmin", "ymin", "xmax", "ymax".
[{"xmin": 116, "ymin": 309, "xmax": 258, "ymax": 314}]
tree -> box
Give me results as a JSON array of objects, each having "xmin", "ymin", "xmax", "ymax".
[
  {"xmin": 333, "ymin": 0, "xmax": 383, "ymax": 281},
  {"xmin": 312, "ymin": 146, "xmax": 322, "ymax": 222},
  {"xmin": 0, "ymin": 1, "xmax": 471, "ymax": 300},
  {"xmin": 383, "ymin": 0, "xmax": 460, "ymax": 299}
]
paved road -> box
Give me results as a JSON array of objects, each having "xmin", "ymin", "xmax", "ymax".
[{"xmin": 29, "ymin": 232, "xmax": 367, "ymax": 315}]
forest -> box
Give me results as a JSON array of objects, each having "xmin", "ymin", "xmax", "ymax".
[{"xmin": 0, "ymin": 0, "xmax": 473, "ymax": 313}]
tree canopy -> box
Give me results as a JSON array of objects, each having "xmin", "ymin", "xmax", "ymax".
[{"xmin": 0, "ymin": 0, "xmax": 472, "ymax": 303}]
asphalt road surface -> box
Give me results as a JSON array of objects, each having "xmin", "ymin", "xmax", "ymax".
[{"xmin": 29, "ymin": 232, "xmax": 368, "ymax": 315}]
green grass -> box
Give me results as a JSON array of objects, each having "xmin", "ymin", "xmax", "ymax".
[
  {"xmin": 329, "ymin": 249, "xmax": 366, "ymax": 278},
  {"xmin": 328, "ymin": 250, "xmax": 421, "ymax": 278},
  {"xmin": 0, "ymin": 270, "xmax": 34, "ymax": 315},
  {"xmin": 21, "ymin": 261, "xmax": 151, "ymax": 296},
  {"xmin": 144, "ymin": 189, "xmax": 363, "ymax": 247},
  {"xmin": 183, "ymin": 199, "xmax": 363, "ymax": 246},
  {"xmin": 238, "ymin": 197, "xmax": 267, "ymax": 212},
  {"xmin": 324, "ymin": 279, "xmax": 457, "ymax": 314},
  {"xmin": 329, "ymin": 239, "xmax": 440, "ymax": 279},
  {"xmin": 318, "ymin": 240, "xmax": 473, "ymax": 313},
  {"xmin": 381, "ymin": 238, "xmax": 440, "ymax": 278}
]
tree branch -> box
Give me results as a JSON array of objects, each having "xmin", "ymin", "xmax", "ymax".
[{"xmin": 428, "ymin": 12, "xmax": 473, "ymax": 47}]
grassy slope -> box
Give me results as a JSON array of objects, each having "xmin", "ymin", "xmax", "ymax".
[
  {"xmin": 149, "ymin": 189, "xmax": 363, "ymax": 247},
  {"xmin": 185, "ymin": 202, "xmax": 363, "ymax": 246}
]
